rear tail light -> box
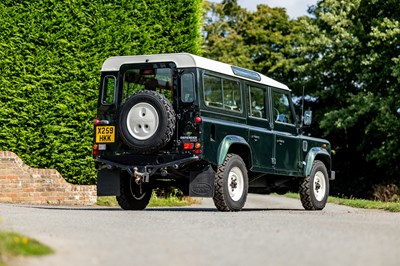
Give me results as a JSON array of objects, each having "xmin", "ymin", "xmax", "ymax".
[
  {"xmin": 195, "ymin": 116, "xmax": 202, "ymax": 124},
  {"xmin": 93, "ymin": 144, "xmax": 99, "ymax": 155},
  {"xmin": 183, "ymin": 143, "xmax": 194, "ymax": 150},
  {"xmin": 94, "ymin": 119, "xmax": 110, "ymax": 125}
]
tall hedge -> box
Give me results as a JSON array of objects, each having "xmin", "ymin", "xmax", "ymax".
[{"xmin": 0, "ymin": 0, "xmax": 203, "ymax": 184}]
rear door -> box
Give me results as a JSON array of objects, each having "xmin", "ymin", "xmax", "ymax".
[{"xmin": 246, "ymin": 83, "xmax": 275, "ymax": 172}]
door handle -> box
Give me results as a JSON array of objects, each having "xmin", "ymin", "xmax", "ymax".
[
  {"xmin": 251, "ymin": 135, "xmax": 260, "ymax": 141},
  {"xmin": 277, "ymin": 139, "xmax": 285, "ymax": 145}
]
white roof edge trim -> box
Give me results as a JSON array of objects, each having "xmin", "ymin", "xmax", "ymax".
[{"xmin": 101, "ymin": 53, "xmax": 290, "ymax": 91}]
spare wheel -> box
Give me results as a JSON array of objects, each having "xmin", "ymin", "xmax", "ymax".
[{"xmin": 119, "ymin": 90, "xmax": 176, "ymax": 153}]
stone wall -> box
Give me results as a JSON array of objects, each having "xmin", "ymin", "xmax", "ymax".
[{"xmin": 0, "ymin": 151, "xmax": 96, "ymax": 205}]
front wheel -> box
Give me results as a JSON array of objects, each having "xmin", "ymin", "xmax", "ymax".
[
  {"xmin": 116, "ymin": 174, "xmax": 152, "ymax": 210},
  {"xmin": 299, "ymin": 160, "xmax": 329, "ymax": 210},
  {"xmin": 213, "ymin": 153, "xmax": 248, "ymax": 212}
]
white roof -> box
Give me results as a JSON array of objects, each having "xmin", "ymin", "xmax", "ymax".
[{"xmin": 101, "ymin": 53, "xmax": 290, "ymax": 91}]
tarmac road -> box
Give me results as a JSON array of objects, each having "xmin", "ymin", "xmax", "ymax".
[{"xmin": 1, "ymin": 194, "xmax": 400, "ymax": 266}]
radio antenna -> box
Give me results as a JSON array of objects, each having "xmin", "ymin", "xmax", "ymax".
[{"xmin": 301, "ymin": 86, "xmax": 305, "ymax": 126}]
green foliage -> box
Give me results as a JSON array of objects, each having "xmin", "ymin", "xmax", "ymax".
[
  {"xmin": 97, "ymin": 189, "xmax": 199, "ymax": 208},
  {"xmin": 285, "ymin": 193, "xmax": 400, "ymax": 212},
  {"xmin": 0, "ymin": 0, "xmax": 202, "ymax": 184},
  {"xmin": 296, "ymin": 0, "xmax": 400, "ymax": 196},
  {"xmin": 0, "ymin": 231, "xmax": 53, "ymax": 265},
  {"xmin": 203, "ymin": 0, "xmax": 301, "ymax": 84}
]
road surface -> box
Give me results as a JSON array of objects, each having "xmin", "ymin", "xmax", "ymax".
[{"xmin": 1, "ymin": 194, "xmax": 400, "ymax": 266}]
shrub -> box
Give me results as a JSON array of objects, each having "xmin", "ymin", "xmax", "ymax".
[
  {"xmin": 0, "ymin": 0, "xmax": 202, "ymax": 184},
  {"xmin": 373, "ymin": 183, "xmax": 400, "ymax": 202}
]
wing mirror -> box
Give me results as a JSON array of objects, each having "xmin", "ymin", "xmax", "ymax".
[{"xmin": 303, "ymin": 110, "xmax": 312, "ymax": 126}]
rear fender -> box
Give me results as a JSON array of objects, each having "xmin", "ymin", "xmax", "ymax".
[{"xmin": 217, "ymin": 135, "xmax": 250, "ymax": 165}]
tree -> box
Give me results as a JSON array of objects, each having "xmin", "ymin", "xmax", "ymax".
[
  {"xmin": 297, "ymin": 0, "xmax": 400, "ymax": 196},
  {"xmin": 203, "ymin": 0, "xmax": 301, "ymax": 85},
  {"xmin": 204, "ymin": 0, "xmax": 400, "ymax": 198}
]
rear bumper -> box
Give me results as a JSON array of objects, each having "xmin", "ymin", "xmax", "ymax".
[{"xmin": 95, "ymin": 155, "xmax": 199, "ymax": 177}]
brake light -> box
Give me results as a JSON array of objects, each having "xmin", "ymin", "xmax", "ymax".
[
  {"xmin": 142, "ymin": 69, "xmax": 155, "ymax": 75},
  {"xmin": 183, "ymin": 143, "xmax": 194, "ymax": 150},
  {"xmin": 94, "ymin": 119, "xmax": 109, "ymax": 125},
  {"xmin": 93, "ymin": 144, "xmax": 99, "ymax": 155},
  {"xmin": 194, "ymin": 149, "xmax": 202, "ymax": 155}
]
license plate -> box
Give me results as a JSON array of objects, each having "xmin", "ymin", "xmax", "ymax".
[{"xmin": 95, "ymin": 126, "xmax": 115, "ymax": 143}]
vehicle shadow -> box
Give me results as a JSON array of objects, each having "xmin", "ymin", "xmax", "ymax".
[{"xmin": 18, "ymin": 205, "xmax": 305, "ymax": 212}]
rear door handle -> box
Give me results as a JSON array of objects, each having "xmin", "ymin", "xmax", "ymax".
[
  {"xmin": 277, "ymin": 139, "xmax": 285, "ymax": 145},
  {"xmin": 251, "ymin": 135, "xmax": 260, "ymax": 141}
]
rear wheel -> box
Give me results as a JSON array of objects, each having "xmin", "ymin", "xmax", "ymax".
[
  {"xmin": 116, "ymin": 174, "xmax": 152, "ymax": 210},
  {"xmin": 299, "ymin": 160, "xmax": 329, "ymax": 210},
  {"xmin": 213, "ymin": 153, "xmax": 248, "ymax": 212}
]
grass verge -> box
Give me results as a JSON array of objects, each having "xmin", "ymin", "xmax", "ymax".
[
  {"xmin": 285, "ymin": 193, "xmax": 400, "ymax": 212},
  {"xmin": 0, "ymin": 231, "xmax": 53, "ymax": 266},
  {"xmin": 97, "ymin": 191, "xmax": 200, "ymax": 208}
]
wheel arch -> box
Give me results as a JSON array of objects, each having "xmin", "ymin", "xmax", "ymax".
[
  {"xmin": 303, "ymin": 147, "xmax": 331, "ymax": 177},
  {"xmin": 217, "ymin": 135, "xmax": 251, "ymax": 168}
]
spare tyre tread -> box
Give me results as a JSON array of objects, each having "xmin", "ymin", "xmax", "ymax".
[{"xmin": 119, "ymin": 90, "xmax": 176, "ymax": 154}]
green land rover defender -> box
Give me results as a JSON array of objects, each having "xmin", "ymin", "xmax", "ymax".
[{"xmin": 93, "ymin": 53, "xmax": 335, "ymax": 211}]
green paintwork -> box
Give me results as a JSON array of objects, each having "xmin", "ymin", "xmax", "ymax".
[
  {"xmin": 303, "ymin": 147, "xmax": 331, "ymax": 176},
  {"xmin": 217, "ymin": 135, "xmax": 250, "ymax": 165}
]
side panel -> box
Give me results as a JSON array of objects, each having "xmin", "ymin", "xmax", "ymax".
[
  {"xmin": 274, "ymin": 131, "xmax": 301, "ymax": 173},
  {"xmin": 248, "ymin": 126, "xmax": 275, "ymax": 172}
]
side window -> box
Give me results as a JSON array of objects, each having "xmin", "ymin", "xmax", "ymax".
[
  {"xmin": 272, "ymin": 91, "xmax": 294, "ymax": 124},
  {"xmin": 223, "ymin": 79, "xmax": 241, "ymax": 111},
  {"xmin": 203, "ymin": 74, "xmax": 241, "ymax": 112},
  {"xmin": 102, "ymin": 76, "xmax": 116, "ymax": 104},
  {"xmin": 181, "ymin": 73, "xmax": 195, "ymax": 103},
  {"xmin": 204, "ymin": 75, "xmax": 223, "ymax": 108},
  {"xmin": 249, "ymin": 86, "xmax": 266, "ymax": 119}
]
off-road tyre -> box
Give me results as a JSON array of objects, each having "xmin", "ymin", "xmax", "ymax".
[
  {"xmin": 213, "ymin": 153, "xmax": 248, "ymax": 212},
  {"xmin": 116, "ymin": 174, "xmax": 152, "ymax": 210},
  {"xmin": 299, "ymin": 160, "xmax": 329, "ymax": 210},
  {"xmin": 119, "ymin": 90, "xmax": 175, "ymax": 154}
]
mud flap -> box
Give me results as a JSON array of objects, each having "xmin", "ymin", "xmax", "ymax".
[
  {"xmin": 97, "ymin": 169, "xmax": 121, "ymax": 196},
  {"xmin": 189, "ymin": 165, "xmax": 215, "ymax": 197}
]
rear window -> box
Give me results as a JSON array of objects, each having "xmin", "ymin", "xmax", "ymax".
[{"xmin": 123, "ymin": 68, "xmax": 173, "ymax": 103}]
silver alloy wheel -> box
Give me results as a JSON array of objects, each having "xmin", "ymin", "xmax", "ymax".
[
  {"xmin": 228, "ymin": 166, "xmax": 244, "ymax": 201},
  {"xmin": 313, "ymin": 170, "xmax": 326, "ymax": 201},
  {"xmin": 126, "ymin": 102, "xmax": 159, "ymax": 140}
]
